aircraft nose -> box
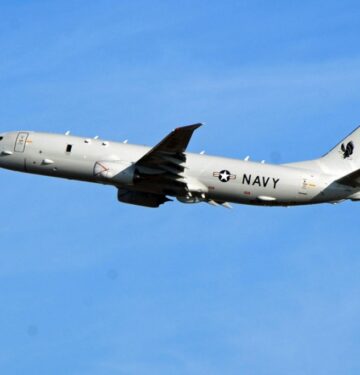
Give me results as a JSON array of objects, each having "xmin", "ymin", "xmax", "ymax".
[
  {"xmin": 0, "ymin": 133, "xmax": 13, "ymax": 156},
  {"xmin": 0, "ymin": 133, "xmax": 6, "ymax": 147}
]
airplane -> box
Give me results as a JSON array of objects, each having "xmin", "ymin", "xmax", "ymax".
[{"xmin": 0, "ymin": 123, "xmax": 360, "ymax": 208}]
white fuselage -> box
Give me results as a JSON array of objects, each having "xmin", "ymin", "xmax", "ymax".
[{"xmin": 0, "ymin": 131, "xmax": 355, "ymax": 207}]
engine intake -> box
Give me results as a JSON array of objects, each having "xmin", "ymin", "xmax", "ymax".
[{"xmin": 177, "ymin": 196, "xmax": 203, "ymax": 204}]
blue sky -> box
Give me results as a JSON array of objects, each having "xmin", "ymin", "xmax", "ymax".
[{"xmin": 1, "ymin": 1, "xmax": 360, "ymax": 374}]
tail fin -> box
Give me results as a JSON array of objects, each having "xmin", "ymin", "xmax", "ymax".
[{"xmin": 320, "ymin": 126, "xmax": 360, "ymax": 175}]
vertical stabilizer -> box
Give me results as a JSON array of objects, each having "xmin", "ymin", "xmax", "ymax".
[{"xmin": 320, "ymin": 126, "xmax": 360, "ymax": 175}]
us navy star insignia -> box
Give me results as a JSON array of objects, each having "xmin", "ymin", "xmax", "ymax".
[{"xmin": 213, "ymin": 170, "xmax": 236, "ymax": 182}]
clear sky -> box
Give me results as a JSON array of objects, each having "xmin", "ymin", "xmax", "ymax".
[{"xmin": 1, "ymin": 1, "xmax": 360, "ymax": 374}]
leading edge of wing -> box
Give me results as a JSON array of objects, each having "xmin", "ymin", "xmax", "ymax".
[{"xmin": 136, "ymin": 123, "xmax": 203, "ymax": 165}]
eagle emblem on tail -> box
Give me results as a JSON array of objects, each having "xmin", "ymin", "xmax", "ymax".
[{"xmin": 341, "ymin": 141, "xmax": 354, "ymax": 159}]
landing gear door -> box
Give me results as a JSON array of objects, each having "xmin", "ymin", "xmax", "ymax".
[{"xmin": 14, "ymin": 132, "xmax": 29, "ymax": 153}]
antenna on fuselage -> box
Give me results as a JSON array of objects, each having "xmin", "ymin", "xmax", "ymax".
[
  {"xmin": 94, "ymin": 136, "xmax": 99, "ymax": 139},
  {"xmin": 65, "ymin": 131, "xmax": 71, "ymax": 135},
  {"xmin": 244, "ymin": 156, "xmax": 250, "ymax": 161}
]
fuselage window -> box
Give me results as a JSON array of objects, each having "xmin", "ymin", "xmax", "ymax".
[
  {"xmin": 0, "ymin": 137, "xmax": 3, "ymax": 141},
  {"xmin": 66, "ymin": 144, "xmax": 72, "ymax": 153}
]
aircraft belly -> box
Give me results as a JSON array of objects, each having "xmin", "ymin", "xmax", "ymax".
[{"xmin": 208, "ymin": 182, "xmax": 298, "ymax": 205}]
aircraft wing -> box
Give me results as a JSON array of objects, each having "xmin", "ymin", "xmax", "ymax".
[
  {"xmin": 134, "ymin": 123, "xmax": 202, "ymax": 195},
  {"xmin": 335, "ymin": 169, "xmax": 360, "ymax": 188},
  {"xmin": 136, "ymin": 123, "xmax": 202, "ymax": 165}
]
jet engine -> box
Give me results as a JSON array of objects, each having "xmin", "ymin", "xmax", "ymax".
[
  {"xmin": 177, "ymin": 195, "xmax": 203, "ymax": 204},
  {"xmin": 94, "ymin": 160, "xmax": 135, "ymax": 185},
  {"xmin": 118, "ymin": 189, "xmax": 171, "ymax": 207}
]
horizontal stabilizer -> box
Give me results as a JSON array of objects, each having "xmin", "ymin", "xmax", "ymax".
[{"xmin": 335, "ymin": 169, "xmax": 360, "ymax": 188}]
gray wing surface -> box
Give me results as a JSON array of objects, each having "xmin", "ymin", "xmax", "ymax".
[
  {"xmin": 133, "ymin": 123, "xmax": 202, "ymax": 196},
  {"xmin": 136, "ymin": 123, "xmax": 202, "ymax": 166}
]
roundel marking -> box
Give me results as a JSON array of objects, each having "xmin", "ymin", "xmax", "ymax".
[{"xmin": 219, "ymin": 170, "xmax": 231, "ymax": 182}]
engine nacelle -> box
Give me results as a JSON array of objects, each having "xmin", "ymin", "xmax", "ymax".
[
  {"xmin": 177, "ymin": 196, "xmax": 203, "ymax": 204},
  {"xmin": 118, "ymin": 189, "xmax": 170, "ymax": 207},
  {"xmin": 94, "ymin": 160, "xmax": 135, "ymax": 185}
]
